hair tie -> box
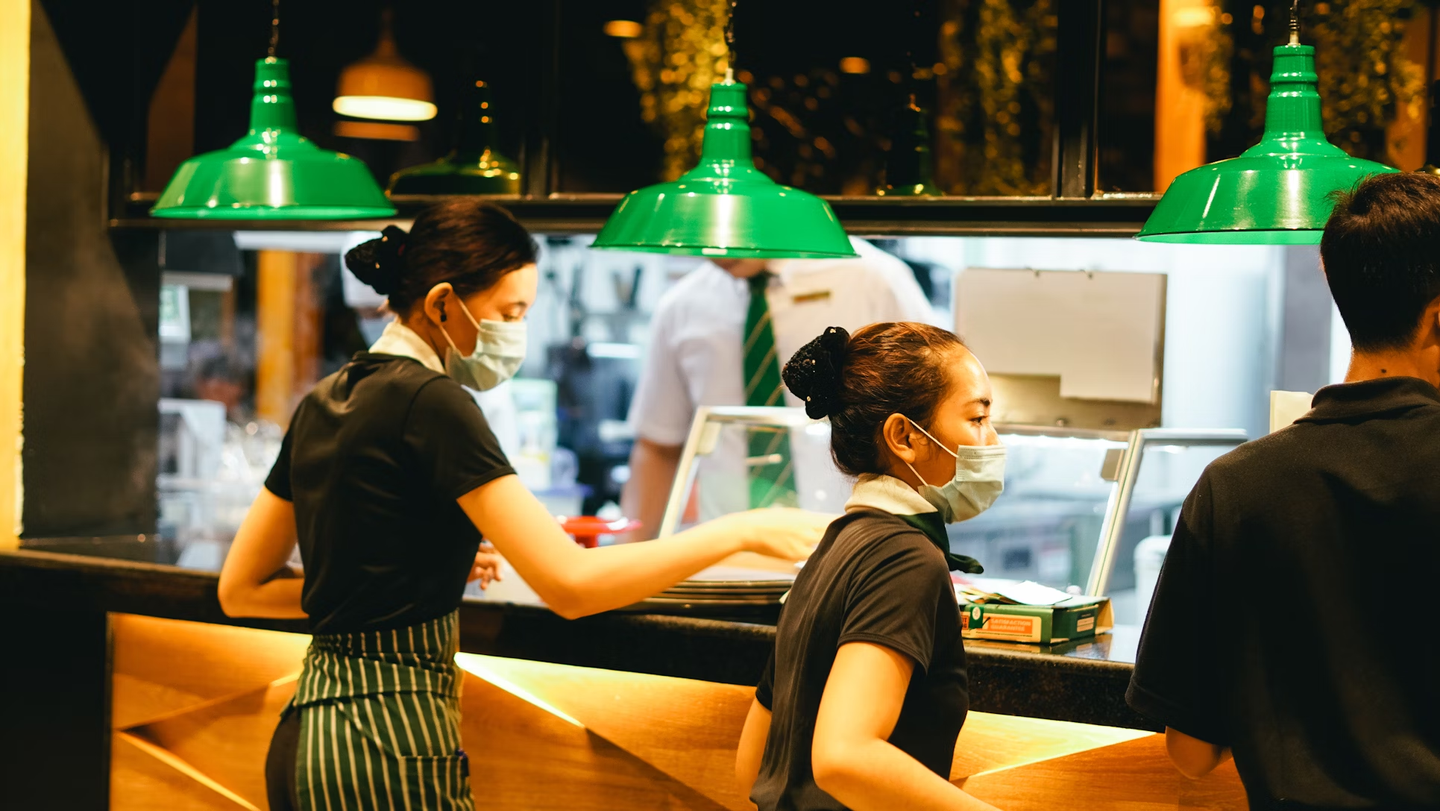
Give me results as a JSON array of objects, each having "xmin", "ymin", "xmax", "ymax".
[
  {"xmin": 782, "ymin": 326, "xmax": 849, "ymax": 419},
  {"xmin": 344, "ymin": 225, "xmax": 409, "ymax": 296}
]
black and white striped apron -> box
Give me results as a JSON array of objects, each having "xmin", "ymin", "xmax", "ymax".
[{"xmin": 271, "ymin": 610, "xmax": 473, "ymax": 811}]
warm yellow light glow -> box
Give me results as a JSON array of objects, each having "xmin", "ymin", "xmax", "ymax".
[
  {"xmin": 455, "ymin": 653, "xmax": 584, "ymax": 727},
  {"xmin": 333, "ymin": 95, "xmax": 437, "ymax": 122},
  {"xmin": 0, "ymin": 0, "xmax": 26, "ymax": 547},
  {"xmin": 604, "ymin": 19, "xmax": 643, "ymax": 38},
  {"xmin": 839, "ymin": 56, "xmax": 870, "ymax": 74},
  {"xmin": 334, "ymin": 120, "xmax": 421, "ymax": 142},
  {"xmin": 334, "ymin": 10, "xmax": 435, "ymax": 124}
]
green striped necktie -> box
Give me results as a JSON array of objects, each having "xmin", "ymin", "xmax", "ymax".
[{"xmin": 743, "ymin": 271, "xmax": 798, "ymax": 508}]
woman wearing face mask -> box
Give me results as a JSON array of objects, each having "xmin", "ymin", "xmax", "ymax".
[
  {"xmin": 735, "ymin": 323, "xmax": 1006, "ymax": 811},
  {"xmin": 217, "ymin": 199, "xmax": 825, "ymax": 811}
]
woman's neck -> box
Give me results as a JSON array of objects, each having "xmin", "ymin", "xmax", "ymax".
[{"xmin": 400, "ymin": 313, "xmax": 448, "ymax": 362}]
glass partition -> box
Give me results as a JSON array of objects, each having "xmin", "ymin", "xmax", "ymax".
[
  {"xmin": 661, "ymin": 408, "xmax": 1246, "ymax": 618},
  {"xmin": 948, "ymin": 431, "xmax": 1128, "ymax": 591},
  {"xmin": 1099, "ymin": 433, "xmax": 1242, "ymax": 625}
]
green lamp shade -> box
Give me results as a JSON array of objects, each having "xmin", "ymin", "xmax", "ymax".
[
  {"xmin": 152, "ymin": 58, "xmax": 396, "ymax": 220},
  {"xmin": 388, "ymin": 151, "xmax": 521, "ymax": 196},
  {"xmin": 388, "ymin": 81, "xmax": 521, "ymax": 196},
  {"xmin": 1137, "ymin": 44, "xmax": 1396, "ymax": 244},
  {"xmin": 592, "ymin": 80, "xmax": 855, "ymax": 259}
]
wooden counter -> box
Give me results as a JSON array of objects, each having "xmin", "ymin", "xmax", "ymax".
[{"xmin": 0, "ymin": 548, "xmax": 1247, "ymax": 810}]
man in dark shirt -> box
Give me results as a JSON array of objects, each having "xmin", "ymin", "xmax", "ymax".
[{"xmin": 1128, "ymin": 172, "xmax": 1440, "ymax": 810}]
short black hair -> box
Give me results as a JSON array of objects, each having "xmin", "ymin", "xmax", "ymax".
[{"xmin": 1321, "ymin": 172, "xmax": 1440, "ymax": 352}]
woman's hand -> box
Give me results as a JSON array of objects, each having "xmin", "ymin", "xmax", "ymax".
[
  {"xmin": 468, "ymin": 542, "xmax": 504, "ymax": 589},
  {"xmin": 716, "ymin": 508, "xmax": 832, "ymax": 561}
]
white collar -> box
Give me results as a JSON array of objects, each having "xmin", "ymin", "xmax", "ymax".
[
  {"xmin": 369, "ymin": 319, "xmax": 446, "ymax": 374},
  {"xmin": 844, "ymin": 473, "xmax": 937, "ymax": 516}
]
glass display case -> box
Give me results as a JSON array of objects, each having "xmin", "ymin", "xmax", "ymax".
[{"xmin": 658, "ymin": 406, "xmax": 1244, "ymax": 625}]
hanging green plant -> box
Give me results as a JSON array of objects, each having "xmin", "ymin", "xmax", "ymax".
[
  {"xmin": 1219, "ymin": 0, "xmax": 1423, "ymax": 164},
  {"xmin": 1305, "ymin": 0, "xmax": 1425, "ymax": 161},
  {"xmin": 937, "ymin": 0, "xmax": 1056, "ymax": 195},
  {"xmin": 622, "ymin": 0, "xmax": 732, "ymax": 181},
  {"xmin": 1178, "ymin": 3, "xmax": 1234, "ymax": 134}
]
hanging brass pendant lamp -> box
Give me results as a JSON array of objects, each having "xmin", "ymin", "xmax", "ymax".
[
  {"xmin": 388, "ymin": 80, "xmax": 521, "ymax": 196},
  {"xmin": 333, "ymin": 8, "xmax": 437, "ymax": 123}
]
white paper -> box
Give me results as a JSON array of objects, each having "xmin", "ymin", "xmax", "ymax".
[
  {"xmin": 989, "ymin": 580, "xmax": 1073, "ymax": 606},
  {"xmin": 1268, "ymin": 390, "xmax": 1313, "ymax": 434}
]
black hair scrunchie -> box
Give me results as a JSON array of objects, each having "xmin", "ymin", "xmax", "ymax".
[
  {"xmin": 344, "ymin": 225, "xmax": 409, "ymax": 296},
  {"xmin": 782, "ymin": 325, "xmax": 849, "ymax": 419}
]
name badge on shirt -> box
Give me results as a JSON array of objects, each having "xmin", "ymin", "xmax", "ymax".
[{"xmin": 791, "ymin": 290, "xmax": 832, "ymax": 305}]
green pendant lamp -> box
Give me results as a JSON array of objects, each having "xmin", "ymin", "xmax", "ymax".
[
  {"xmin": 1136, "ymin": 1, "xmax": 1396, "ymax": 244},
  {"xmin": 388, "ymin": 80, "xmax": 522, "ymax": 196},
  {"xmin": 592, "ymin": 1, "xmax": 854, "ymax": 259},
  {"xmin": 593, "ymin": 72, "xmax": 853, "ymax": 258},
  {"xmin": 151, "ymin": 1, "xmax": 394, "ymax": 220}
]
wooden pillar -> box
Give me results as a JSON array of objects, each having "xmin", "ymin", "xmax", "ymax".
[
  {"xmin": 1386, "ymin": 5, "xmax": 1434, "ymax": 171},
  {"xmin": 255, "ymin": 250, "xmax": 298, "ymax": 426},
  {"xmin": 256, "ymin": 250, "xmax": 324, "ymax": 426},
  {"xmin": 1153, "ymin": 0, "xmax": 1211, "ymax": 190},
  {"xmin": 292, "ymin": 252, "xmax": 321, "ymax": 397},
  {"xmin": 0, "ymin": 0, "xmax": 30, "ymax": 549}
]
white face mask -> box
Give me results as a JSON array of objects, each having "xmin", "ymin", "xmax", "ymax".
[
  {"xmin": 901, "ymin": 420, "xmax": 1007, "ymax": 524},
  {"xmin": 437, "ymin": 298, "xmax": 527, "ymax": 391}
]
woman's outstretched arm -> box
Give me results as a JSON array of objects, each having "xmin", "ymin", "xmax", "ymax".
[{"xmin": 459, "ymin": 474, "xmax": 825, "ymax": 619}]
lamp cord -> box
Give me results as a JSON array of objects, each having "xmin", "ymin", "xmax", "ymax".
[
  {"xmin": 906, "ymin": 0, "xmax": 923, "ymax": 106},
  {"xmin": 724, "ymin": 0, "xmax": 737, "ymax": 82},
  {"xmin": 268, "ymin": 0, "xmax": 280, "ymax": 57},
  {"xmin": 1289, "ymin": 0, "xmax": 1300, "ymax": 45}
]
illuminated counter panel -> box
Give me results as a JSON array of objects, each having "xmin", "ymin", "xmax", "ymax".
[{"xmin": 110, "ymin": 615, "xmax": 1246, "ymax": 811}]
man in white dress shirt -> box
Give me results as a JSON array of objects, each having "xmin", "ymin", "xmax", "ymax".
[{"xmin": 621, "ymin": 236, "xmax": 935, "ymax": 541}]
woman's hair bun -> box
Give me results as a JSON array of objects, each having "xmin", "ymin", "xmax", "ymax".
[
  {"xmin": 345, "ymin": 225, "xmax": 409, "ymax": 296},
  {"xmin": 782, "ymin": 326, "xmax": 849, "ymax": 419}
]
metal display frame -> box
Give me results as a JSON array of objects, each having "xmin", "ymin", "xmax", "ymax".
[
  {"xmin": 658, "ymin": 406, "xmax": 1246, "ymax": 599},
  {"xmin": 1083, "ymin": 428, "xmax": 1247, "ymax": 596}
]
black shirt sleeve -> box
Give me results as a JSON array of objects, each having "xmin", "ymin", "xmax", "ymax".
[
  {"xmin": 403, "ymin": 378, "xmax": 516, "ymax": 501},
  {"xmin": 838, "ymin": 533, "xmax": 950, "ymax": 673},
  {"xmin": 756, "ymin": 648, "xmax": 776, "ymax": 710},
  {"xmin": 1127, "ymin": 473, "xmax": 1228, "ymax": 745},
  {"xmin": 264, "ymin": 423, "xmax": 295, "ymax": 501}
]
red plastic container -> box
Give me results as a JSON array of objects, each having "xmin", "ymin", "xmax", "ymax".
[{"xmin": 558, "ymin": 516, "xmax": 642, "ymax": 548}]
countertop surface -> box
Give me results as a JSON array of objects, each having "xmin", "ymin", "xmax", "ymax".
[{"xmin": 1, "ymin": 536, "xmax": 1155, "ymax": 730}]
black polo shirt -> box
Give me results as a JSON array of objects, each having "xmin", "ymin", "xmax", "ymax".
[
  {"xmin": 265, "ymin": 353, "xmax": 514, "ymax": 634},
  {"xmin": 751, "ymin": 510, "xmax": 967, "ymax": 811},
  {"xmin": 1129, "ymin": 377, "xmax": 1440, "ymax": 810}
]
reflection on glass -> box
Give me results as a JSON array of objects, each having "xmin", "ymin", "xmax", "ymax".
[
  {"xmin": 949, "ymin": 433, "xmax": 1126, "ymax": 591},
  {"xmin": 675, "ymin": 421, "xmax": 851, "ymax": 530},
  {"xmin": 1105, "ymin": 441, "xmax": 1233, "ymax": 625},
  {"xmin": 669, "ymin": 417, "xmax": 1127, "ymax": 594},
  {"xmin": 666, "ymin": 411, "xmax": 1246, "ymax": 625}
]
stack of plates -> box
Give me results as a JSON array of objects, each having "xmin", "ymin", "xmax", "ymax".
[{"xmin": 629, "ymin": 566, "xmax": 796, "ymax": 616}]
